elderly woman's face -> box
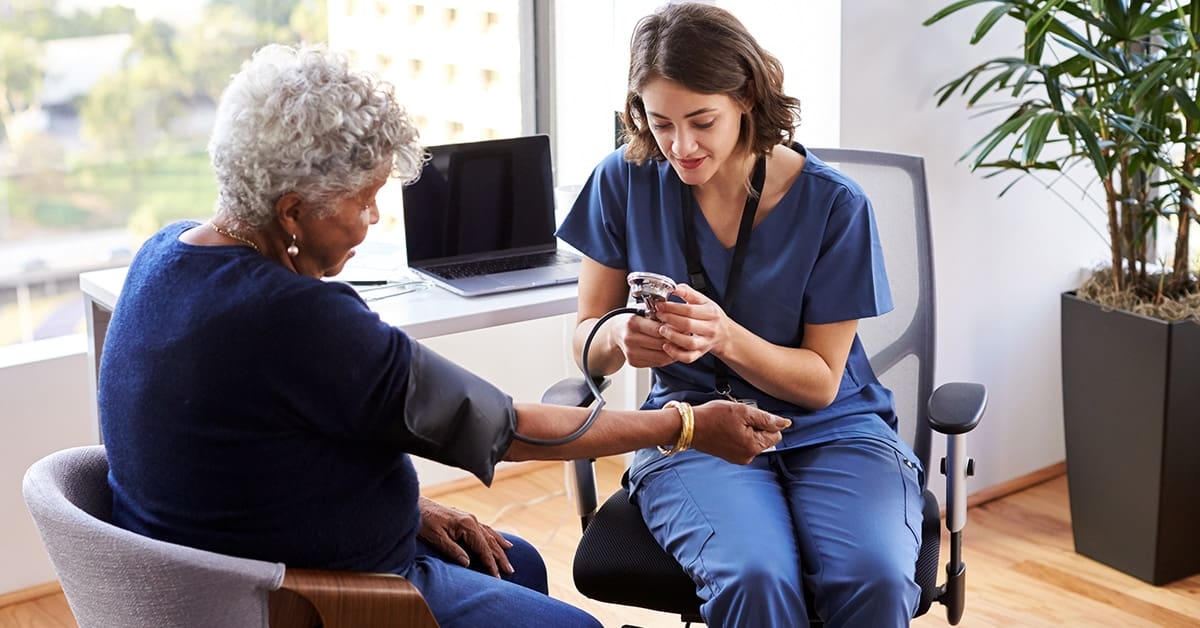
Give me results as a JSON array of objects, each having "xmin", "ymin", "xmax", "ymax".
[{"xmin": 297, "ymin": 171, "xmax": 388, "ymax": 278}]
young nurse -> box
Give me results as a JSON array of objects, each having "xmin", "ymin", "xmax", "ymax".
[{"xmin": 556, "ymin": 3, "xmax": 925, "ymax": 626}]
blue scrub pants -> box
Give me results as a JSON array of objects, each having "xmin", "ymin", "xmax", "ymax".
[
  {"xmin": 402, "ymin": 533, "xmax": 601, "ymax": 628},
  {"xmin": 631, "ymin": 436, "xmax": 924, "ymax": 627}
]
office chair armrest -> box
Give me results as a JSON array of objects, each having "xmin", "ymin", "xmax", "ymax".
[
  {"xmin": 269, "ymin": 568, "xmax": 439, "ymax": 628},
  {"xmin": 927, "ymin": 382, "xmax": 985, "ymax": 626},
  {"xmin": 541, "ymin": 376, "xmax": 610, "ymax": 407},
  {"xmin": 541, "ymin": 376, "xmax": 612, "ymax": 530},
  {"xmin": 928, "ymin": 382, "xmax": 986, "ymax": 435}
]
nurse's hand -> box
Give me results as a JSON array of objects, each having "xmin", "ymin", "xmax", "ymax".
[
  {"xmin": 611, "ymin": 310, "xmax": 676, "ymax": 368},
  {"xmin": 652, "ymin": 283, "xmax": 736, "ymax": 363},
  {"xmin": 417, "ymin": 497, "xmax": 514, "ymax": 578}
]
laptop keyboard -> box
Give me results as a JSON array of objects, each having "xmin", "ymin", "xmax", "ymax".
[{"xmin": 424, "ymin": 250, "xmax": 579, "ymax": 280}]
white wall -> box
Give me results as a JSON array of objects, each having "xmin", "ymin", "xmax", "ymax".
[
  {"xmin": 0, "ymin": 337, "xmax": 97, "ymax": 594},
  {"xmin": 841, "ymin": 1, "xmax": 1110, "ymax": 498}
]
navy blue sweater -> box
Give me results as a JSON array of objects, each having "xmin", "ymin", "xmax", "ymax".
[{"xmin": 101, "ymin": 221, "xmax": 425, "ymax": 573}]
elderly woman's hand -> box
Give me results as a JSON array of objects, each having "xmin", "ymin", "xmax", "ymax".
[
  {"xmin": 417, "ymin": 497, "xmax": 514, "ymax": 577},
  {"xmin": 687, "ymin": 400, "xmax": 790, "ymax": 464}
]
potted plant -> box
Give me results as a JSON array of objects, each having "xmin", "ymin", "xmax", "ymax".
[{"xmin": 924, "ymin": 0, "xmax": 1200, "ymax": 585}]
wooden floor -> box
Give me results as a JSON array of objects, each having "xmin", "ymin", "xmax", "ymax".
[{"xmin": 3, "ymin": 457, "xmax": 1199, "ymax": 627}]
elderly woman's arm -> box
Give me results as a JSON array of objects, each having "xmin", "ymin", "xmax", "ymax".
[{"xmin": 503, "ymin": 400, "xmax": 788, "ymax": 463}]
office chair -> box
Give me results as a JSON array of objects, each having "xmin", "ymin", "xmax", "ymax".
[
  {"xmin": 543, "ymin": 148, "xmax": 986, "ymax": 626},
  {"xmin": 22, "ymin": 445, "xmax": 440, "ymax": 628}
]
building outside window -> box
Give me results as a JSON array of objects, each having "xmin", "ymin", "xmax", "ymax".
[{"xmin": 327, "ymin": 0, "xmax": 530, "ymax": 239}]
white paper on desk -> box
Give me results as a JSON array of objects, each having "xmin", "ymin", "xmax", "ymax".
[{"xmin": 337, "ymin": 237, "xmax": 409, "ymax": 283}]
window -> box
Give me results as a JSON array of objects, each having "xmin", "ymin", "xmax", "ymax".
[
  {"xmin": 2, "ymin": 0, "xmax": 540, "ymax": 350},
  {"xmin": 0, "ymin": 0, "xmax": 330, "ymax": 348}
]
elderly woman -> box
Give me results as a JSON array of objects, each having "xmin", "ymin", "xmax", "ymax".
[{"xmin": 98, "ymin": 43, "xmax": 787, "ymax": 628}]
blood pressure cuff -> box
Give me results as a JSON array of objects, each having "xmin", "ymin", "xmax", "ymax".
[{"xmin": 401, "ymin": 342, "xmax": 516, "ymax": 486}]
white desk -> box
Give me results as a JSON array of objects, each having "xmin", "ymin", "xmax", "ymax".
[{"xmin": 79, "ymin": 266, "xmax": 580, "ymax": 436}]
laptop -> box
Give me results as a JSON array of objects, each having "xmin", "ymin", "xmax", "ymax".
[{"xmin": 401, "ymin": 134, "xmax": 581, "ymax": 297}]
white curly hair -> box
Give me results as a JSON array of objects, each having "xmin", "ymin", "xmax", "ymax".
[{"xmin": 208, "ymin": 43, "xmax": 424, "ymax": 228}]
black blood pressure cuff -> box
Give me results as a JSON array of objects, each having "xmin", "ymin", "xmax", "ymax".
[{"xmin": 402, "ymin": 342, "xmax": 516, "ymax": 486}]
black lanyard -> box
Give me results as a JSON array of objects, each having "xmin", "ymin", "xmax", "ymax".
[{"xmin": 679, "ymin": 154, "xmax": 766, "ymax": 397}]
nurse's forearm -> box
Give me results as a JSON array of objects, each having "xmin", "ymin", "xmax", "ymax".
[
  {"xmin": 572, "ymin": 317, "xmax": 626, "ymax": 376},
  {"xmin": 715, "ymin": 322, "xmax": 847, "ymax": 409}
]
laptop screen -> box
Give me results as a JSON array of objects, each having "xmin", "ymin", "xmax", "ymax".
[{"xmin": 402, "ymin": 134, "xmax": 557, "ymax": 265}]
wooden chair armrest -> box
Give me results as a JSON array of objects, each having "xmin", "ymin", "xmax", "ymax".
[{"xmin": 269, "ymin": 568, "xmax": 439, "ymax": 628}]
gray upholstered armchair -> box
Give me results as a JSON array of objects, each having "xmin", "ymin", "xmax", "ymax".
[{"xmin": 22, "ymin": 445, "xmax": 439, "ymax": 628}]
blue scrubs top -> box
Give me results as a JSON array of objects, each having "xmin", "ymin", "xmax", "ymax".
[{"xmin": 557, "ymin": 144, "xmax": 900, "ymax": 470}]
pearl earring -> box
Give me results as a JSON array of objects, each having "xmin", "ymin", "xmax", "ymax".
[{"xmin": 286, "ymin": 234, "xmax": 299, "ymax": 257}]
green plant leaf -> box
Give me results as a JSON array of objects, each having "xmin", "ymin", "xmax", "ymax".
[
  {"xmin": 1052, "ymin": 35, "xmax": 1125, "ymax": 72},
  {"xmin": 973, "ymin": 5, "xmax": 1013, "ymax": 43},
  {"xmin": 1045, "ymin": 72, "xmax": 1066, "ymax": 111},
  {"xmin": 1027, "ymin": 0, "xmax": 1068, "ymax": 31},
  {"xmin": 1067, "ymin": 114, "xmax": 1110, "ymax": 176},
  {"xmin": 1025, "ymin": 112, "xmax": 1059, "ymax": 162},
  {"xmin": 969, "ymin": 65, "xmax": 1020, "ymax": 105},
  {"xmin": 923, "ymin": 0, "xmax": 1007, "ymax": 26},
  {"xmin": 1129, "ymin": 59, "xmax": 1171, "ymax": 104},
  {"xmin": 967, "ymin": 105, "xmax": 1042, "ymax": 166},
  {"xmin": 1012, "ymin": 64, "xmax": 1038, "ymax": 97},
  {"xmin": 1170, "ymin": 85, "xmax": 1200, "ymax": 120}
]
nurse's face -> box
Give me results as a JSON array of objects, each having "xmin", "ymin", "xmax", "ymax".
[{"xmin": 640, "ymin": 77, "xmax": 746, "ymax": 187}]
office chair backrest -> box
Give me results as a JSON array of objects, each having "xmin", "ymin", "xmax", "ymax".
[
  {"xmin": 22, "ymin": 445, "xmax": 286, "ymax": 628},
  {"xmin": 809, "ymin": 148, "xmax": 936, "ymax": 471}
]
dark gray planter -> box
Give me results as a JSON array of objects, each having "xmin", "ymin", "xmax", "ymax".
[{"xmin": 1061, "ymin": 292, "xmax": 1200, "ymax": 585}]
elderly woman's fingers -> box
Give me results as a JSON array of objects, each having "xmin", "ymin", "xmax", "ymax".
[
  {"xmin": 688, "ymin": 401, "xmax": 791, "ymax": 464},
  {"xmin": 460, "ymin": 521, "xmax": 514, "ymax": 577}
]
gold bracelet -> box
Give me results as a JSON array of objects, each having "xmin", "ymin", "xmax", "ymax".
[
  {"xmin": 677, "ymin": 401, "xmax": 694, "ymax": 452},
  {"xmin": 659, "ymin": 401, "xmax": 694, "ymax": 456}
]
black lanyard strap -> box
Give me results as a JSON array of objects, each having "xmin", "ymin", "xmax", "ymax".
[{"xmin": 679, "ymin": 153, "xmax": 767, "ymax": 396}]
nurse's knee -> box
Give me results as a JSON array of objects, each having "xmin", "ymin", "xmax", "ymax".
[
  {"xmin": 822, "ymin": 552, "xmax": 918, "ymax": 619},
  {"xmin": 717, "ymin": 559, "xmax": 803, "ymax": 606}
]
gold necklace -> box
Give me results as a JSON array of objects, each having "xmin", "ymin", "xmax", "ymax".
[{"xmin": 209, "ymin": 222, "xmax": 261, "ymax": 254}]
